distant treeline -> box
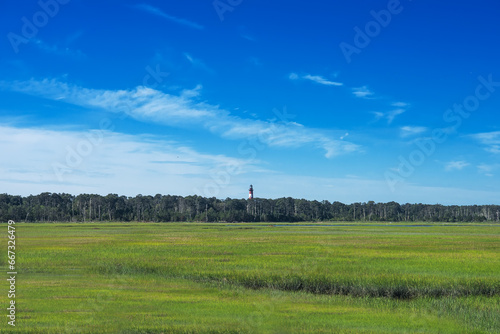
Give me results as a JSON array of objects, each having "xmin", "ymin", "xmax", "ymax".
[{"xmin": 1, "ymin": 193, "xmax": 499, "ymax": 223}]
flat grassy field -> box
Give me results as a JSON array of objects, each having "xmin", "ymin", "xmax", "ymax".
[{"xmin": 1, "ymin": 222, "xmax": 499, "ymax": 333}]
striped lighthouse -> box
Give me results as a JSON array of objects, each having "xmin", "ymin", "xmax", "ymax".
[{"xmin": 248, "ymin": 185, "xmax": 254, "ymax": 199}]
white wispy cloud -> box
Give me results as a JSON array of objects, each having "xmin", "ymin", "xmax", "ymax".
[
  {"xmin": 386, "ymin": 109, "xmax": 406, "ymax": 124},
  {"xmin": 392, "ymin": 102, "xmax": 409, "ymax": 108},
  {"xmin": 184, "ymin": 53, "xmax": 214, "ymax": 73},
  {"xmin": 373, "ymin": 108, "xmax": 406, "ymax": 124},
  {"xmin": 445, "ymin": 160, "xmax": 470, "ymax": 171},
  {"xmin": 66, "ymin": 30, "xmax": 85, "ymax": 45},
  {"xmin": 356, "ymin": 91, "xmax": 409, "ymax": 123},
  {"xmin": 477, "ymin": 163, "xmax": 500, "ymax": 177},
  {"xmin": 352, "ymin": 86, "xmax": 374, "ymax": 99},
  {"xmin": 0, "ymin": 125, "xmax": 256, "ymax": 196},
  {"xmin": 302, "ymin": 74, "xmax": 343, "ymax": 86},
  {"xmin": 7, "ymin": 78, "xmax": 212, "ymax": 122},
  {"xmin": 400, "ymin": 126, "xmax": 428, "ymax": 137},
  {"xmin": 470, "ymin": 131, "xmax": 500, "ymax": 143},
  {"xmin": 133, "ymin": 4, "xmax": 204, "ymax": 30},
  {"xmin": 470, "ymin": 131, "xmax": 500, "ymax": 154},
  {"xmin": 4, "ymin": 78, "xmax": 359, "ymax": 159},
  {"xmin": 33, "ymin": 39, "xmax": 86, "ymax": 59},
  {"xmin": 241, "ymin": 34, "xmax": 256, "ymax": 42},
  {"xmin": 238, "ymin": 26, "xmax": 257, "ymax": 42},
  {"xmin": 2, "ymin": 124, "xmax": 497, "ymax": 204},
  {"xmin": 289, "ymin": 73, "xmax": 343, "ymax": 86}
]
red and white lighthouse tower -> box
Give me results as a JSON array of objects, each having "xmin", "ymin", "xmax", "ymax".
[{"xmin": 248, "ymin": 185, "xmax": 254, "ymax": 199}]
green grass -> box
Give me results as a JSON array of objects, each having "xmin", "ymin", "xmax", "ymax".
[{"xmin": 1, "ymin": 222, "xmax": 499, "ymax": 333}]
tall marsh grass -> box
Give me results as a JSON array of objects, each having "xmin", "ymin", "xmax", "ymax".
[{"xmin": 9, "ymin": 222, "xmax": 500, "ymax": 333}]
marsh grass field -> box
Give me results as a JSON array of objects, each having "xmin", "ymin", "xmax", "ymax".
[{"xmin": 1, "ymin": 222, "xmax": 499, "ymax": 333}]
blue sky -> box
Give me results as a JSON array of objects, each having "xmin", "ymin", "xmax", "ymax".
[{"xmin": 1, "ymin": 0, "xmax": 500, "ymax": 204}]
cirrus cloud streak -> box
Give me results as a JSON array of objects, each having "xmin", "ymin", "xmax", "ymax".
[{"xmin": 4, "ymin": 78, "xmax": 359, "ymax": 158}]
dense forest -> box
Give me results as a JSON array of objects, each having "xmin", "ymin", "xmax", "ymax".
[{"xmin": 0, "ymin": 193, "xmax": 499, "ymax": 223}]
